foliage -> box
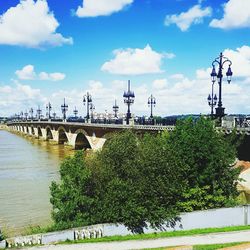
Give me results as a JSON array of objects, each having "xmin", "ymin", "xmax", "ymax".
[
  {"xmin": 96, "ymin": 131, "xmax": 188, "ymax": 233},
  {"xmin": 177, "ymin": 186, "xmax": 238, "ymax": 212},
  {"xmin": 50, "ymin": 117, "xmax": 240, "ymax": 233},
  {"xmin": 168, "ymin": 117, "xmax": 240, "ymax": 210},
  {"xmin": 50, "ymin": 151, "xmax": 98, "ymax": 229}
]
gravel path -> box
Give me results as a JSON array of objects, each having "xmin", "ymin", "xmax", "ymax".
[{"xmin": 20, "ymin": 230, "xmax": 250, "ymax": 250}]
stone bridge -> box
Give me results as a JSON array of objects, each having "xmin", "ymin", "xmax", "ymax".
[{"xmin": 7, "ymin": 121, "xmax": 175, "ymax": 151}]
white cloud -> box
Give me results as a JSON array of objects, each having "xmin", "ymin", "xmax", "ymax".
[
  {"xmin": 152, "ymin": 79, "xmax": 168, "ymax": 90},
  {"xmin": 101, "ymin": 45, "xmax": 168, "ymax": 75},
  {"xmin": 0, "ymin": 82, "xmax": 46, "ymax": 116},
  {"xmin": 88, "ymin": 80, "xmax": 103, "ymax": 90},
  {"xmin": 170, "ymin": 74, "xmax": 185, "ymax": 80},
  {"xmin": 210, "ymin": 0, "xmax": 250, "ymax": 29},
  {"xmin": 0, "ymin": 0, "xmax": 73, "ymax": 48},
  {"xmin": 223, "ymin": 46, "xmax": 250, "ymax": 78},
  {"xmin": 76, "ymin": 0, "xmax": 133, "ymax": 17},
  {"xmin": 15, "ymin": 65, "xmax": 66, "ymax": 81},
  {"xmin": 165, "ymin": 4, "xmax": 212, "ymax": 31},
  {"xmin": 15, "ymin": 65, "xmax": 36, "ymax": 80},
  {"xmin": 164, "ymin": 53, "xmax": 176, "ymax": 59},
  {"xmin": 196, "ymin": 68, "xmax": 212, "ymax": 79}
]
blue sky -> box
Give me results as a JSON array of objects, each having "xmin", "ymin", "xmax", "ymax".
[{"xmin": 0, "ymin": 0, "xmax": 250, "ymax": 117}]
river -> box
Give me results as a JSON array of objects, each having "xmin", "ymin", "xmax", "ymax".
[{"xmin": 0, "ymin": 130, "xmax": 73, "ymax": 236}]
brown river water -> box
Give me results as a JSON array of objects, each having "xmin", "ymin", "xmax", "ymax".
[{"xmin": 0, "ymin": 130, "xmax": 74, "ymax": 236}]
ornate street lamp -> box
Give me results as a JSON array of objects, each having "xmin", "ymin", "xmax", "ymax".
[
  {"xmin": 20, "ymin": 111, "xmax": 23, "ymax": 120},
  {"xmin": 113, "ymin": 100, "xmax": 119, "ymax": 118},
  {"xmin": 90, "ymin": 103, "xmax": 95, "ymax": 119},
  {"xmin": 148, "ymin": 94, "xmax": 156, "ymax": 119},
  {"xmin": 61, "ymin": 98, "xmax": 68, "ymax": 121},
  {"xmin": 46, "ymin": 102, "xmax": 52, "ymax": 119},
  {"xmin": 24, "ymin": 110, "xmax": 28, "ymax": 120},
  {"xmin": 37, "ymin": 106, "xmax": 42, "ymax": 120},
  {"xmin": 207, "ymin": 76, "xmax": 217, "ymax": 119},
  {"xmin": 52, "ymin": 112, "xmax": 56, "ymax": 119},
  {"xmin": 83, "ymin": 92, "xmax": 92, "ymax": 122},
  {"xmin": 73, "ymin": 107, "xmax": 78, "ymax": 118},
  {"xmin": 123, "ymin": 80, "xmax": 135, "ymax": 125},
  {"xmin": 29, "ymin": 108, "xmax": 34, "ymax": 120},
  {"xmin": 211, "ymin": 52, "xmax": 233, "ymax": 122}
]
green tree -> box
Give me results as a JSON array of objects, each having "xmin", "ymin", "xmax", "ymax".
[
  {"xmin": 50, "ymin": 151, "xmax": 97, "ymax": 229},
  {"xmin": 97, "ymin": 130, "xmax": 188, "ymax": 233},
  {"xmin": 169, "ymin": 117, "xmax": 240, "ymax": 210}
]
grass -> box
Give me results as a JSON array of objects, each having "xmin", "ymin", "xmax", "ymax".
[
  {"xmin": 193, "ymin": 242, "xmax": 243, "ymax": 249},
  {"xmin": 24, "ymin": 225, "xmax": 59, "ymax": 235},
  {"xmin": 140, "ymin": 242, "xmax": 246, "ymax": 250},
  {"xmin": 59, "ymin": 225, "xmax": 250, "ymax": 244}
]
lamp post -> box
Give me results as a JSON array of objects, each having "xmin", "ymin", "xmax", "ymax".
[
  {"xmin": 24, "ymin": 110, "xmax": 28, "ymax": 120},
  {"xmin": 83, "ymin": 92, "xmax": 92, "ymax": 122},
  {"xmin": 211, "ymin": 52, "xmax": 233, "ymax": 122},
  {"xmin": 148, "ymin": 94, "xmax": 156, "ymax": 119},
  {"xmin": 20, "ymin": 111, "xmax": 23, "ymax": 120},
  {"xmin": 37, "ymin": 106, "xmax": 42, "ymax": 120},
  {"xmin": 113, "ymin": 100, "xmax": 119, "ymax": 118},
  {"xmin": 207, "ymin": 80, "xmax": 217, "ymax": 119},
  {"xmin": 73, "ymin": 107, "xmax": 78, "ymax": 118},
  {"xmin": 61, "ymin": 98, "xmax": 68, "ymax": 121},
  {"xmin": 52, "ymin": 112, "xmax": 56, "ymax": 120},
  {"xmin": 46, "ymin": 102, "xmax": 52, "ymax": 120},
  {"xmin": 29, "ymin": 108, "xmax": 34, "ymax": 120},
  {"xmin": 123, "ymin": 80, "xmax": 135, "ymax": 125},
  {"xmin": 90, "ymin": 103, "xmax": 95, "ymax": 119}
]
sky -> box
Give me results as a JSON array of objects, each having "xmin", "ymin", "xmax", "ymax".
[{"xmin": 0, "ymin": 0, "xmax": 250, "ymax": 118}]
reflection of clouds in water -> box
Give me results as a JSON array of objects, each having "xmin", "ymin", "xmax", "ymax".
[{"xmin": 0, "ymin": 130, "xmax": 72, "ymax": 236}]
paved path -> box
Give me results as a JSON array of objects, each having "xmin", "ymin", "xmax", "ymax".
[
  {"xmin": 221, "ymin": 243, "xmax": 250, "ymax": 250},
  {"xmin": 20, "ymin": 230, "xmax": 250, "ymax": 250}
]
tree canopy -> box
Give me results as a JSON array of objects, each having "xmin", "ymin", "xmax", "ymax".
[{"xmin": 50, "ymin": 117, "xmax": 240, "ymax": 233}]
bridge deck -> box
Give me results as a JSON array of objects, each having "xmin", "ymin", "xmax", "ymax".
[{"xmin": 7, "ymin": 121, "xmax": 176, "ymax": 131}]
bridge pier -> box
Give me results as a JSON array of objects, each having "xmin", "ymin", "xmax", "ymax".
[
  {"xmin": 51, "ymin": 130, "xmax": 59, "ymax": 143},
  {"xmin": 41, "ymin": 128, "xmax": 47, "ymax": 140},
  {"xmin": 24, "ymin": 126, "xmax": 28, "ymax": 134},
  {"xmin": 86, "ymin": 135, "xmax": 106, "ymax": 151},
  {"xmin": 28, "ymin": 126, "xmax": 32, "ymax": 136}
]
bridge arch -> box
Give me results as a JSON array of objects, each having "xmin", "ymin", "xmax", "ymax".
[
  {"xmin": 74, "ymin": 129, "xmax": 91, "ymax": 150},
  {"xmin": 45, "ymin": 126, "xmax": 53, "ymax": 140},
  {"xmin": 58, "ymin": 126, "xmax": 69, "ymax": 145}
]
